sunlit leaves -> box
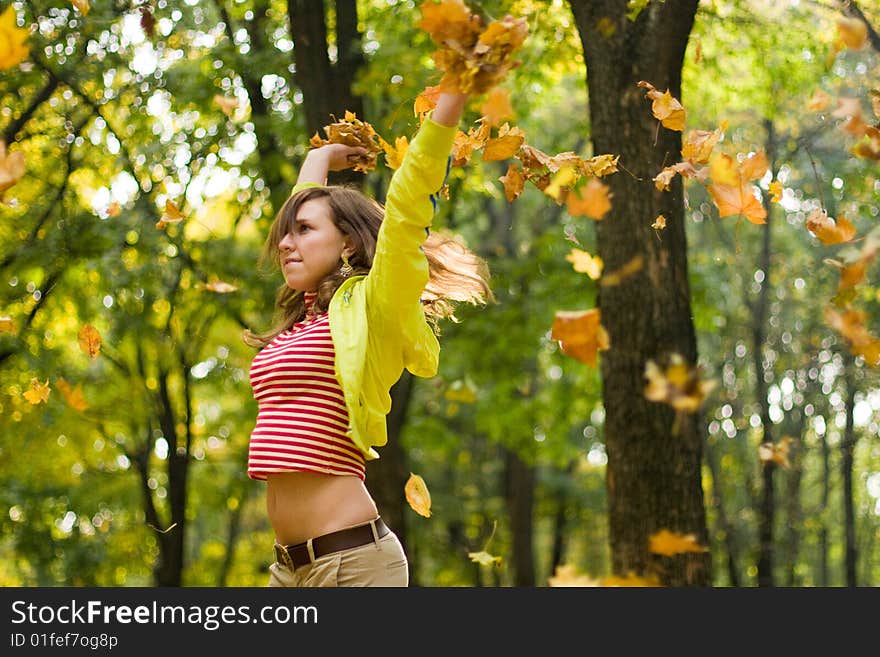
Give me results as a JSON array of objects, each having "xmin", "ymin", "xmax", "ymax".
[
  {"xmin": 706, "ymin": 151, "xmax": 768, "ymax": 225},
  {"xmin": 565, "ymin": 248, "xmax": 603, "ymax": 280},
  {"xmin": 156, "ymin": 200, "xmax": 185, "ymax": 230},
  {"xmin": 378, "ymin": 135, "xmax": 408, "ymax": 171},
  {"xmin": 308, "ymin": 111, "xmax": 383, "ymax": 172},
  {"xmin": 643, "ymin": 353, "xmax": 714, "ymax": 413},
  {"xmin": 566, "ymin": 178, "xmax": 612, "ymax": 220},
  {"xmin": 418, "ymin": 0, "xmax": 528, "ymax": 95},
  {"xmin": 551, "ymin": 309, "xmax": 610, "ymax": 366},
  {"xmin": 638, "ymin": 80, "xmax": 686, "ymax": 131},
  {"xmin": 56, "ymin": 378, "xmax": 89, "ymax": 412},
  {"xmin": 482, "ymin": 122, "xmax": 525, "ymax": 161},
  {"xmin": 77, "ymin": 324, "xmax": 102, "ymax": 360},
  {"xmin": 649, "ymin": 529, "xmax": 709, "ymax": 556},
  {"xmin": 23, "ymin": 378, "xmax": 50, "ymax": 405},
  {"xmin": 405, "ymin": 473, "xmax": 432, "ymax": 518},
  {"xmin": 0, "ymin": 6, "xmax": 28, "ymax": 70}
]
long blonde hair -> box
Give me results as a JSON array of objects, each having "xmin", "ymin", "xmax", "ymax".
[{"xmin": 243, "ymin": 185, "xmax": 494, "ymax": 348}]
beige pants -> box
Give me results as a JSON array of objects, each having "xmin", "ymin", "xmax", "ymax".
[{"xmin": 268, "ymin": 531, "xmax": 408, "ymax": 587}]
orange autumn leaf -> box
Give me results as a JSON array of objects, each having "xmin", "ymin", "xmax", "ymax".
[
  {"xmin": 156, "ymin": 199, "xmax": 185, "ymax": 230},
  {"xmin": 482, "ymin": 123, "xmax": 525, "ymax": 161},
  {"xmin": 644, "ymin": 353, "xmax": 714, "ymax": 413},
  {"xmin": 414, "ymin": 85, "xmax": 442, "ymax": 121},
  {"xmin": 637, "ymin": 80, "xmax": 686, "ymax": 131},
  {"xmin": 836, "ymin": 16, "xmax": 867, "ymax": 51},
  {"xmin": 582, "ymin": 153, "xmax": 620, "ymax": 178},
  {"xmin": 213, "ymin": 95, "xmax": 238, "ymax": 118},
  {"xmin": 0, "ymin": 6, "xmax": 29, "ymax": 70},
  {"xmin": 0, "ymin": 140, "xmax": 26, "ymax": 200},
  {"xmin": 480, "ymin": 87, "xmax": 514, "ymax": 127},
  {"xmin": 652, "ymin": 214, "xmax": 667, "ymax": 230},
  {"xmin": 758, "ymin": 436, "xmax": 794, "ymax": 469},
  {"xmin": 23, "ymin": 378, "xmax": 50, "ymax": 405},
  {"xmin": 808, "ymin": 89, "xmax": 832, "ymax": 112},
  {"xmin": 649, "ymin": 529, "xmax": 709, "ymax": 557},
  {"xmin": 0, "ymin": 315, "xmax": 14, "ymax": 333},
  {"xmin": 653, "ymin": 161, "xmax": 702, "ymax": 191},
  {"xmin": 56, "ymin": 378, "xmax": 89, "ymax": 412},
  {"xmin": 565, "ymin": 248, "xmax": 603, "ymax": 280},
  {"xmin": 838, "ymin": 259, "xmax": 867, "ymax": 291},
  {"xmin": 548, "ymin": 564, "xmax": 600, "ymax": 587},
  {"xmin": 551, "ymin": 309, "xmax": 610, "ymax": 366},
  {"xmin": 681, "ymin": 122, "xmax": 726, "ymax": 164},
  {"xmin": 71, "ymin": 0, "xmax": 90, "ymax": 15},
  {"xmin": 833, "ymin": 97, "xmax": 869, "ymax": 138},
  {"xmin": 452, "ymin": 123, "xmax": 490, "ymax": 166},
  {"xmin": 543, "ymin": 166, "xmax": 578, "ymax": 203},
  {"xmin": 566, "ymin": 178, "xmax": 612, "ymax": 220},
  {"xmin": 805, "ymin": 209, "xmax": 856, "ymax": 245},
  {"xmin": 77, "ymin": 324, "xmax": 102, "ymax": 359},
  {"xmin": 739, "ymin": 150, "xmax": 768, "ymax": 181},
  {"xmin": 824, "ymin": 307, "xmax": 880, "ymax": 366},
  {"xmin": 499, "ymin": 163, "xmax": 525, "ymax": 202},
  {"xmin": 707, "ymin": 180, "xmax": 766, "ymax": 224},
  {"xmin": 405, "ymin": 473, "xmax": 432, "ymax": 518}
]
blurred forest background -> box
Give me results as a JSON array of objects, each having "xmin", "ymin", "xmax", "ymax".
[{"xmin": 1, "ymin": 0, "xmax": 879, "ymax": 587}]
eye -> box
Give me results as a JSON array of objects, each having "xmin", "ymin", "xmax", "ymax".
[{"xmin": 297, "ymin": 223, "xmax": 311, "ymax": 233}]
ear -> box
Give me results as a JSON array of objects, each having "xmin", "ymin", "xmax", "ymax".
[{"xmin": 341, "ymin": 237, "xmax": 356, "ymax": 259}]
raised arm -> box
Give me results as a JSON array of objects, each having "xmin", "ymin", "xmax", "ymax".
[
  {"xmin": 430, "ymin": 92, "xmax": 468, "ymax": 127},
  {"xmin": 296, "ymin": 143, "xmax": 368, "ymax": 186}
]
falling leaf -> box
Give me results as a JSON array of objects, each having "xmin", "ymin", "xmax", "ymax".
[
  {"xmin": 832, "ymin": 97, "xmax": 868, "ymax": 138},
  {"xmin": 807, "ymin": 89, "xmax": 831, "ymax": 112},
  {"xmin": 566, "ymin": 178, "xmax": 612, "ymax": 220},
  {"xmin": 139, "ymin": 6, "xmax": 156, "ymax": 38},
  {"xmin": 706, "ymin": 153, "xmax": 768, "ymax": 225},
  {"xmin": 565, "ymin": 248, "xmax": 603, "ymax": 279},
  {"xmin": 758, "ymin": 436, "xmax": 794, "ymax": 469},
  {"xmin": 544, "ymin": 166, "xmax": 578, "ymax": 202},
  {"xmin": 551, "ymin": 309, "xmax": 610, "ymax": 366},
  {"xmin": 835, "ymin": 16, "xmax": 867, "ymax": 51},
  {"xmin": 156, "ymin": 199, "xmax": 185, "ymax": 230},
  {"xmin": 644, "ymin": 353, "xmax": 714, "ymax": 413},
  {"xmin": 499, "ymin": 163, "xmax": 525, "ymax": 202},
  {"xmin": 583, "ymin": 154, "xmax": 619, "ymax": 177},
  {"xmin": 480, "ymin": 88, "xmax": 515, "ymax": 127},
  {"xmin": 769, "ymin": 181, "xmax": 783, "ymax": 203},
  {"xmin": 203, "ymin": 280, "xmax": 238, "ymax": 293},
  {"xmin": 638, "ymin": 80, "xmax": 686, "ymax": 131},
  {"xmin": 599, "ymin": 572, "xmax": 662, "ymax": 587},
  {"xmin": 444, "ymin": 379, "xmax": 477, "ymax": 404},
  {"xmin": 548, "ymin": 564, "xmax": 600, "ymax": 587},
  {"xmin": 681, "ymin": 122, "xmax": 726, "ymax": 164},
  {"xmin": 378, "ymin": 135, "xmax": 409, "ymax": 171},
  {"xmin": 652, "ymin": 214, "xmax": 667, "ymax": 230},
  {"xmin": 653, "ymin": 161, "xmax": 701, "ymax": 191},
  {"xmin": 0, "ymin": 6, "xmax": 29, "ymax": 70},
  {"xmin": 0, "ymin": 140, "xmax": 26, "ymax": 200},
  {"xmin": 482, "ymin": 123, "xmax": 525, "ymax": 161},
  {"xmin": 452, "ymin": 123, "xmax": 490, "ymax": 166},
  {"xmin": 601, "ymin": 255, "xmax": 644, "ymax": 287},
  {"xmin": 824, "ymin": 306, "xmax": 880, "ymax": 366},
  {"xmin": 71, "ymin": 0, "xmax": 90, "ymax": 15},
  {"xmin": 23, "ymin": 378, "xmax": 50, "ymax": 405},
  {"xmin": 649, "ymin": 529, "xmax": 709, "ymax": 557},
  {"xmin": 468, "ymin": 550, "xmax": 503, "ymax": 567},
  {"xmin": 213, "ymin": 95, "xmax": 238, "ymax": 118},
  {"xmin": 77, "ymin": 324, "xmax": 102, "ymax": 359},
  {"xmin": 0, "ymin": 315, "xmax": 14, "ymax": 333},
  {"xmin": 405, "ymin": 473, "xmax": 432, "ymax": 518},
  {"xmin": 56, "ymin": 378, "xmax": 89, "ymax": 412},
  {"xmin": 805, "ymin": 209, "xmax": 856, "ymax": 245}
]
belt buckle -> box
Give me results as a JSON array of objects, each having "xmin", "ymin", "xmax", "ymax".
[{"xmin": 274, "ymin": 544, "xmax": 294, "ymax": 570}]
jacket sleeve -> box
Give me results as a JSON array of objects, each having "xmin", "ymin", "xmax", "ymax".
[{"xmin": 364, "ymin": 116, "xmax": 457, "ymax": 327}]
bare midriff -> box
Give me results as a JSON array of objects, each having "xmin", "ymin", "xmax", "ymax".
[{"xmin": 266, "ymin": 470, "xmax": 379, "ymax": 546}]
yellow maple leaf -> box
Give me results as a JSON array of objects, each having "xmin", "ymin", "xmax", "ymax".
[
  {"xmin": 23, "ymin": 378, "xmax": 50, "ymax": 405},
  {"xmin": 414, "ymin": 85, "xmax": 441, "ymax": 121},
  {"xmin": 543, "ymin": 166, "xmax": 578, "ymax": 202},
  {"xmin": 405, "ymin": 473, "xmax": 432, "ymax": 518},
  {"xmin": 468, "ymin": 550, "xmax": 503, "ymax": 567},
  {"xmin": 566, "ymin": 178, "xmax": 612, "ymax": 220},
  {"xmin": 565, "ymin": 248, "xmax": 603, "ymax": 280},
  {"xmin": 707, "ymin": 180, "xmax": 766, "ymax": 224},
  {"xmin": 77, "ymin": 324, "xmax": 102, "ymax": 359},
  {"xmin": 681, "ymin": 122, "xmax": 726, "ymax": 164},
  {"xmin": 638, "ymin": 80, "xmax": 686, "ymax": 131},
  {"xmin": 652, "ymin": 214, "xmax": 667, "ymax": 230},
  {"xmin": 379, "ymin": 135, "xmax": 409, "ymax": 171},
  {"xmin": 482, "ymin": 123, "xmax": 525, "ymax": 161},
  {"xmin": 551, "ymin": 309, "xmax": 610, "ymax": 366},
  {"xmin": 480, "ymin": 87, "xmax": 514, "ymax": 127},
  {"xmin": 0, "ymin": 6, "xmax": 29, "ymax": 70},
  {"xmin": 644, "ymin": 353, "xmax": 714, "ymax": 413},
  {"xmin": 824, "ymin": 307, "xmax": 880, "ymax": 366},
  {"xmin": 769, "ymin": 180, "xmax": 783, "ymax": 203},
  {"xmin": 56, "ymin": 378, "xmax": 89, "ymax": 412},
  {"xmin": 71, "ymin": 0, "xmax": 90, "ymax": 16},
  {"xmin": 649, "ymin": 529, "xmax": 709, "ymax": 557},
  {"xmin": 213, "ymin": 95, "xmax": 238, "ymax": 118},
  {"xmin": 0, "ymin": 315, "xmax": 14, "ymax": 333},
  {"xmin": 548, "ymin": 564, "xmax": 600, "ymax": 587}
]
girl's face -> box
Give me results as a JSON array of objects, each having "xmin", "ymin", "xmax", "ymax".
[{"xmin": 278, "ymin": 198, "xmax": 351, "ymax": 292}]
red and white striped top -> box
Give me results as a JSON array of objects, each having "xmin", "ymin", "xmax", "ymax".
[{"xmin": 247, "ymin": 292, "xmax": 366, "ymax": 481}]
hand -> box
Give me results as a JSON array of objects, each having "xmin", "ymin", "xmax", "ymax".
[
  {"xmin": 313, "ymin": 143, "xmax": 369, "ymax": 171},
  {"xmin": 431, "ymin": 92, "xmax": 469, "ymax": 127}
]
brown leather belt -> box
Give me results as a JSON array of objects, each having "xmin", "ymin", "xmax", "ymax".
[{"xmin": 273, "ymin": 517, "xmax": 390, "ymax": 570}]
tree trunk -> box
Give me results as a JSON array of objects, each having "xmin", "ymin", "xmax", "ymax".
[
  {"xmin": 818, "ymin": 428, "xmax": 831, "ymax": 586},
  {"xmin": 570, "ymin": 0, "xmax": 710, "ymax": 585},
  {"xmin": 503, "ymin": 447, "xmax": 536, "ymax": 586},
  {"xmin": 841, "ymin": 354, "xmax": 858, "ymax": 586},
  {"xmin": 705, "ymin": 436, "xmax": 741, "ymax": 586}
]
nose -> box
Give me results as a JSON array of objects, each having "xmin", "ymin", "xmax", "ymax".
[{"xmin": 279, "ymin": 232, "xmax": 295, "ymax": 252}]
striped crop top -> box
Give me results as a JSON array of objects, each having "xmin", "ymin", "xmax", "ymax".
[{"xmin": 247, "ymin": 292, "xmax": 366, "ymax": 481}]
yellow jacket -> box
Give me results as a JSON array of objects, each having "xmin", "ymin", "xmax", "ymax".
[{"xmin": 289, "ymin": 117, "xmax": 456, "ymax": 460}]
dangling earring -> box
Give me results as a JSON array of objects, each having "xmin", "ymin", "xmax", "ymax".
[{"xmin": 340, "ymin": 253, "xmax": 353, "ymax": 278}]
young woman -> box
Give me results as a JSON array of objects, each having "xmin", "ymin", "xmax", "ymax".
[{"xmin": 243, "ymin": 90, "xmax": 492, "ymax": 587}]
